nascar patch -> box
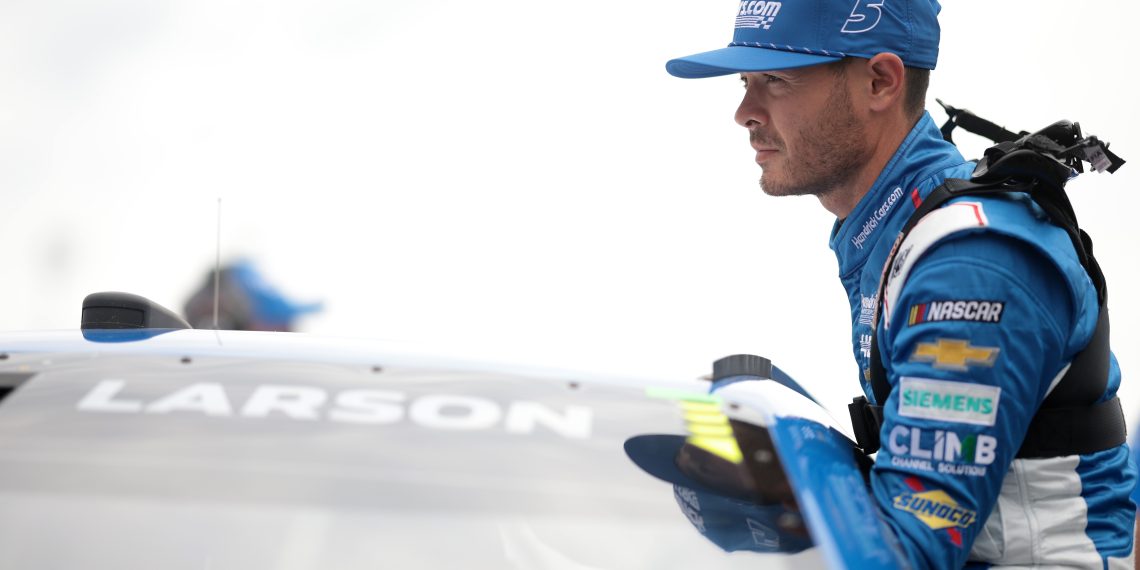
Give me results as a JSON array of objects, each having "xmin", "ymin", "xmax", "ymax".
[
  {"xmin": 898, "ymin": 377, "xmax": 1000, "ymax": 426},
  {"xmin": 908, "ymin": 300, "xmax": 1004, "ymax": 326}
]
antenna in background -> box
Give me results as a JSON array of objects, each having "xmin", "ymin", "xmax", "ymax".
[{"xmin": 213, "ymin": 197, "xmax": 223, "ymax": 344}]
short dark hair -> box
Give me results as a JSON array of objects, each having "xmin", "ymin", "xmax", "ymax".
[{"xmin": 904, "ymin": 66, "xmax": 930, "ymax": 119}]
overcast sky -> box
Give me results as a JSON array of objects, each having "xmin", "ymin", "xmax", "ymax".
[{"xmin": 2, "ymin": 0, "xmax": 1137, "ymax": 426}]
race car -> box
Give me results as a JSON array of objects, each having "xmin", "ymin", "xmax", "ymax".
[{"xmin": 0, "ymin": 292, "xmax": 900, "ymax": 569}]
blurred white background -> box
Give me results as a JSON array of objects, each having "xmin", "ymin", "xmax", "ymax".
[{"xmin": 1, "ymin": 1, "xmax": 1137, "ymax": 426}]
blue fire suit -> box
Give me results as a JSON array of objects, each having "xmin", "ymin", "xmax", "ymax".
[{"xmin": 829, "ymin": 112, "xmax": 1135, "ymax": 568}]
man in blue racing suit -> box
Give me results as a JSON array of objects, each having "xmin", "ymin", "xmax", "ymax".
[{"xmin": 665, "ymin": 0, "xmax": 1135, "ymax": 567}]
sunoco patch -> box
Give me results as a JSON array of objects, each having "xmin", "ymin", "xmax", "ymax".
[{"xmin": 893, "ymin": 489, "xmax": 977, "ymax": 530}]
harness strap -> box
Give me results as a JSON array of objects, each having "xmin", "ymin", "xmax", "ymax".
[
  {"xmin": 850, "ymin": 394, "xmax": 1126, "ymax": 459},
  {"xmin": 1019, "ymin": 396, "xmax": 1126, "ymax": 458},
  {"xmin": 937, "ymin": 99, "xmax": 1025, "ymax": 145}
]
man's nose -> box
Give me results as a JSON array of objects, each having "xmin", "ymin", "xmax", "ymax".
[{"xmin": 735, "ymin": 92, "xmax": 768, "ymax": 128}]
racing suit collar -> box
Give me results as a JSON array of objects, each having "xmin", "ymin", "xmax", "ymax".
[{"xmin": 828, "ymin": 112, "xmax": 966, "ymax": 278}]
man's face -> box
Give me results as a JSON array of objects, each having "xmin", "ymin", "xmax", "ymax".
[{"xmin": 735, "ymin": 61, "xmax": 871, "ymax": 198}]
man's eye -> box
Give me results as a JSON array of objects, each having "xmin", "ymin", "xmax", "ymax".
[{"xmin": 741, "ymin": 75, "xmax": 785, "ymax": 88}]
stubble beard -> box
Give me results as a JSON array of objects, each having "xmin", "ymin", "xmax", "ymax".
[{"xmin": 755, "ymin": 84, "xmax": 869, "ymax": 199}]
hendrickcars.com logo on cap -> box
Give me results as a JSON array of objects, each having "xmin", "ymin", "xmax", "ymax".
[{"xmin": 667, "ymin": 0, "xmax": 942, "ymax": 78}]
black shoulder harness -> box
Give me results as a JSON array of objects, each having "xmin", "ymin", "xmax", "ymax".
[{"xmin": 848, "ymin": 103, "xmax": 1127, "ymax": 458}]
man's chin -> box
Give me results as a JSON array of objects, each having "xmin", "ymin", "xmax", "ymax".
[
  {"xmin": 759, "ymin": 173, "xmax": 828, "ymax": 198},
  {"xmin": 759, "ymin": 175, "xmax": 802, "ymax": 197}
]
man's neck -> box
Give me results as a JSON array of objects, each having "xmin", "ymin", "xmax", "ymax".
[{"xmin": 818, "ymin": 113, "xmax": 919, "ymax": 219}]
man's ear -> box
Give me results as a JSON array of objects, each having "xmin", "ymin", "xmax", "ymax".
[{"xmin": 862, "ymin": 53, "xmax": 906, "ymax": 114}]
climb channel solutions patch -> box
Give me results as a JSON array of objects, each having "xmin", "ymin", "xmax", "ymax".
[{"xmin": 897, "ymin": 377, "xmax": 1000, "ymax": 427}]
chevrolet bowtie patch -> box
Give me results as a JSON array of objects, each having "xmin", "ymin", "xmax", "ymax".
[{"xmin": 910, "ymin": 339, "xmax": 1000, "ymax": 371}]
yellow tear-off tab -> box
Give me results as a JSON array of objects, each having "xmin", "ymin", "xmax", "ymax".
[
  {"xmin": 687, "ymin": 423, "xmax": 735, "ymax": 437},
  {"xmin": 646, "ymin": 388, "xmax": 743, "ymax": 464},
  {"xmin": 687, "ymin": 435, "xmax": 744, "ymax": 464}
]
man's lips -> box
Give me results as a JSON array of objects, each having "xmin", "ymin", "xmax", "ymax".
[
  {"xmin": 750, "ymin": 133, "xmax": 780, "ymax": 164},
  {"xmin": 753, "ymin": 147, "xmax": 778, "ymax": 163}
]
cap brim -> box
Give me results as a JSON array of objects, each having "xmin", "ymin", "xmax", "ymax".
[
  {"xmin": 624, "ymin": 434, "xmax": 724, "ymax": 495},
  {"xmin": 625, "ymin": 434, "xmax": 814, "ymax": 554},
  {"xmin": 666, "ymin": 46, "xmax": 840, "ymax": 79}
]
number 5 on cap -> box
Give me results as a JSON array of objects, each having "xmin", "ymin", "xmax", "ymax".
[{"xmin": 842, "ymin": 0, "xmax": 885, "ymax": 33}]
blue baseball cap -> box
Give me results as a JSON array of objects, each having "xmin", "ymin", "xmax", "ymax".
[
  {"xmin": 667, "ymin": 0, "xmax": 942, "ymax": 78},
  {"xmin": 227, "ymin": 259, "xmax": 323, "ymax": 326},
  {"xmin": 624, "ymin": 434, "xmax": 813, "ymax": 553}
]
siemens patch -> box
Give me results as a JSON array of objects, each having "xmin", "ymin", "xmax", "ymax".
[
  {"xmin": 898, "ymin": 377, "xmax": 1001, "ymax": 426},
  {"xmin": 908, "ymin": 300, "xmax": 1004, "ymax": 326}
]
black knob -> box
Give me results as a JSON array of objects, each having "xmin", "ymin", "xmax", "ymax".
[
  {"xmin": 712, "ymin": 354, "xmax": 772, "ymax": 382},
  {"xmin": 82, "ymin": 292, "xmax": 191, "ymax": 330}
]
